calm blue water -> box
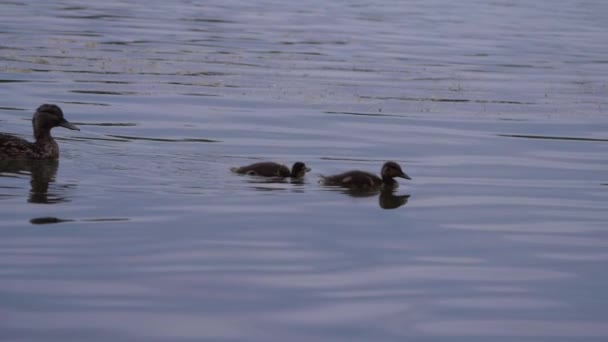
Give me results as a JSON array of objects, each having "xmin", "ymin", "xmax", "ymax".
[{"xmin": 1, "ymin": 0, "xmax": 607, "ymax": 341}]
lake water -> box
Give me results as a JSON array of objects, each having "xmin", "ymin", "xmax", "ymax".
[{"xmin": 1, "ymin": 0, "xmax": 607, "ymax": 341}]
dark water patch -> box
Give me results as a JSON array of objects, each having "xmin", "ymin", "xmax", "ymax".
[
  {"xmin": 20, "ymin": 68, "xmax": 123, "ymax": 75},
  {"xmin": 182, "ymin": 18, "xmax": 237, "ymax": 24},
  {"xmin": 0, "ymin": 57, "xmax": 34, "ymax": 63},
  {"xmin": 180, "ymin": 71, "xmax": 229, "ymax": 77},
  {"xmin": 421, "ymin": 63, "xmax": 448, "ymax": 67},
  {"xmin": 499, "ymin": 134, "xmax": 608, "ymax": 143},
  {"xmin": 411, "ymin": 77, "xmax": 458, "ymax": 81},
  {"xmin": 463, "ymin": 68, "xmax": 497, "ymax": 73},
  {"xmin": 106, "ymin": 134, "xmax": 220, "ymax": 143},
  {"xmin": 57, "ymin": 101, "xmax": 110, "ymax": 107},
  {"xmin": 0, "ymin": 107, "xmax": 25, "ymax": 111},
  {"xmin": 204, "ymin": 60, "xmax": 263, "ymax": 68},
  {"xmin": 325, "ymin": 111, "xmax": 405, "ymax": 118},
  {"xmin": 30, "ymin": 217, "xmax": 74, "ymax": 225},
  {"xmin": 320, "ymin": 66, "xmax": 385, "ymax": 73},
  {"xmin": 0, "ymin": 79, "xmax": 29, "ymax": 83},
  {"xmin": 27, "ymin": 69, "xmax": 51, "ymax": 73},
  {"xmin": 281, "ymin": 40, "xmax": 348, "ymax": 45},
  {"xmin": 60, "ymin": 32, "xmax": 103, "ymax": 38},
  {"xmin": 59, "ymin": 14, "xmax": 129, "ymax": 20},
  {"xmin": 30, "ymin": 69, "xmax": 226, "ymax": 77},
  {"xmin": 75, "ymin": 122, "xmax": 137, "ymax": 127},
  {"xmin": 61, "ymin": 6, "xmax": 87, "ymax": 10},
  {"xmin": 252, "ymin": 50, "xmax": 327, "ymax": 56},
  {"xmin": 35, "ymin": 55, "xmax": 103, "ymax": 61},
  {"xmin": 497, "ymin": 64, "xmax": 537, "ymax": 68},
  {"xmin": 359, "ymin": 95, "xmax": 533, "ymax": 105},
  {"xmin": 247, "ymin": 186, "xmax": 289, "ymax": 192},
  {"xmin": 68, "ymin": 136, "xmax": 130, "ymax": 143},
  {"xmin": 254, "ymin": 50, "xmax": 285, "ymax": 55},
  {"xmin": 70, "ymin": 90, "xmax": 139, "ymax": 96},
  {"xmin": 0, "ymin": 185, "xmax": 23, "ymax": 189},
  {"xmin": 29, "ymin": 217, "xmax": 128, "ymax": 225},
  {"xmin": 182, "ymin": 93, "xmax": 220, "ymax": 97},
  {"xmin": 74, "ymin": 80, "xmax": 132, "ymax": 85},
  {"xmin": 167, "ymin": 82, "xmax": 207, "ymax": 86},
  {"xmin": 55, "ymin": 70, "xmax": 123, "ymax": 75},
  {"xmin": 101, "ymin": 40, "xmax": 153, "ymax": 46},
  {"xmin": 297, "ymin": 52, "xmax": 328, "ymax": 56}
]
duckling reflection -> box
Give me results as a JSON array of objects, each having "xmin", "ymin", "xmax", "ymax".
[
  {"xmin": 378, "ymin": 190, "xmax": 410, "ymax": 209},
  {"xmin": 243, "ymin": 175, "xmax": 307, "ymax": 192},
  {"xmin": 339, "ymin": 188, "xmax": 410, "ymax": 209},
  {"xmin": 0, "ymin": 159, "xmax": 67, "ymax": 204}
]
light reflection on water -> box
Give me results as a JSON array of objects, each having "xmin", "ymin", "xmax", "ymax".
[{"xmin": 1, "ymin": 0, "xmax": 608, "ymax": 341}]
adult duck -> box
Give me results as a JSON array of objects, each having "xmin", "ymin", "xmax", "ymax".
[{"xmin": 0, "ymin": 104, "xmax": 79, "ymax": 160}]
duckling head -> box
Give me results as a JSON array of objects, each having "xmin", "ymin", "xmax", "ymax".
[
  {"xmin": 381, "ymin": 161, "xmax": 411, "ymax": 180},
  {"xmin": 291, "ymin": 162, "xmax": 311, "ymax": 178}
]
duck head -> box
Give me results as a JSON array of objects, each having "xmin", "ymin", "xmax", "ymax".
[{"xmin": 33, "ymin": 104, "xmax": 79, "ymax": 139}]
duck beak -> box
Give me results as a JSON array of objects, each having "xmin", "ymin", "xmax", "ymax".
[
  {"xmin": 305, "ymin": 167, "xmax": 312, "ymax": 172},
  {"xmin": 59, "ymin": 119, "xmax": 80, "ymax": 131},
  {"xmin": 399, "ymin": 171, "xmax": 411, "ymax": 180}
]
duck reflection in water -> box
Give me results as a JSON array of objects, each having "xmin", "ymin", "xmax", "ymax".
[
  {"xmin": 243, "ymin": 175, "xmax": 308, "ymax": 192},
  {"xmin": 0, "ymin": 159, "xmax": 69, "ymax": 204},
  {"xmin": 340, "ymin": 188, "xmax": 410, "ymax": 209}
]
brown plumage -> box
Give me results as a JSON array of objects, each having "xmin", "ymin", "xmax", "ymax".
[
  {"xmin": 320, "ymin": 161, "xmax": 411, "ymax": 189},
  {"xmin": 231, "ymin": 161, "xmax": 311, "ymax": 178},
  {"xmin": 0, "ymin": 104, "xmax": 79, "ymax": 160}
]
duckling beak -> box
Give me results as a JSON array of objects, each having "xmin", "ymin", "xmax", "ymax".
[
  {"xmin": 59, "ymin": 119, "xmax": 80, "ymax": 131},
  {"xmin": 399, "ymin": 171, "xmax": 412, "ymax": 180}
]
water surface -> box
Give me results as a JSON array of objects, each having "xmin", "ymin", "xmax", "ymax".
[{"xmin": 1, "ymin": 1, "xmax": 607, "ymax": 341}]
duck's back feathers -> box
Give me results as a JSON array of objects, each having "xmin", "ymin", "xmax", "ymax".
[
  {"xmin": 320, "ymin": 170, "xmax": 382, "ymax": 188},
  {"xmin": 231, "ymin": 162, "xmax": 291, "ymax": 178},
  {"xmin": 0, "ymin": 133, "xmax": 44, "ymax": 159}
]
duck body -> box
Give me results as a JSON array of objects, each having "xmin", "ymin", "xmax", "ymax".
[
  {"xmin": 320, "ymin": 161, "xmax": 411, "ymax": 189},
  {"xmin": 231, "ymin": 161, "xmax": 311, "ymax": 178},
  {"xmin": 321, "ymin": 170, "xmax": 384, "ymax": 188},
  {"xmin": 0, "ymin": 133, "xmax": 59, "ymax": 160},
  {"xmin": 0, "ymin": 104, "xmax": 79, "ymax": 160}
]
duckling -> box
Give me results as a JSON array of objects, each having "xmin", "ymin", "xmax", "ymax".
[
  {"xmin": 320, "ymin": 161, "xmax": 411, "ymax": 189},
  {"xmin": 0, "ymin": 104, "xmax": 79, "ymax": 160},
  {"xmin": 231, "ymin": 161, "xmax": 311, "ymax": 178}
]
